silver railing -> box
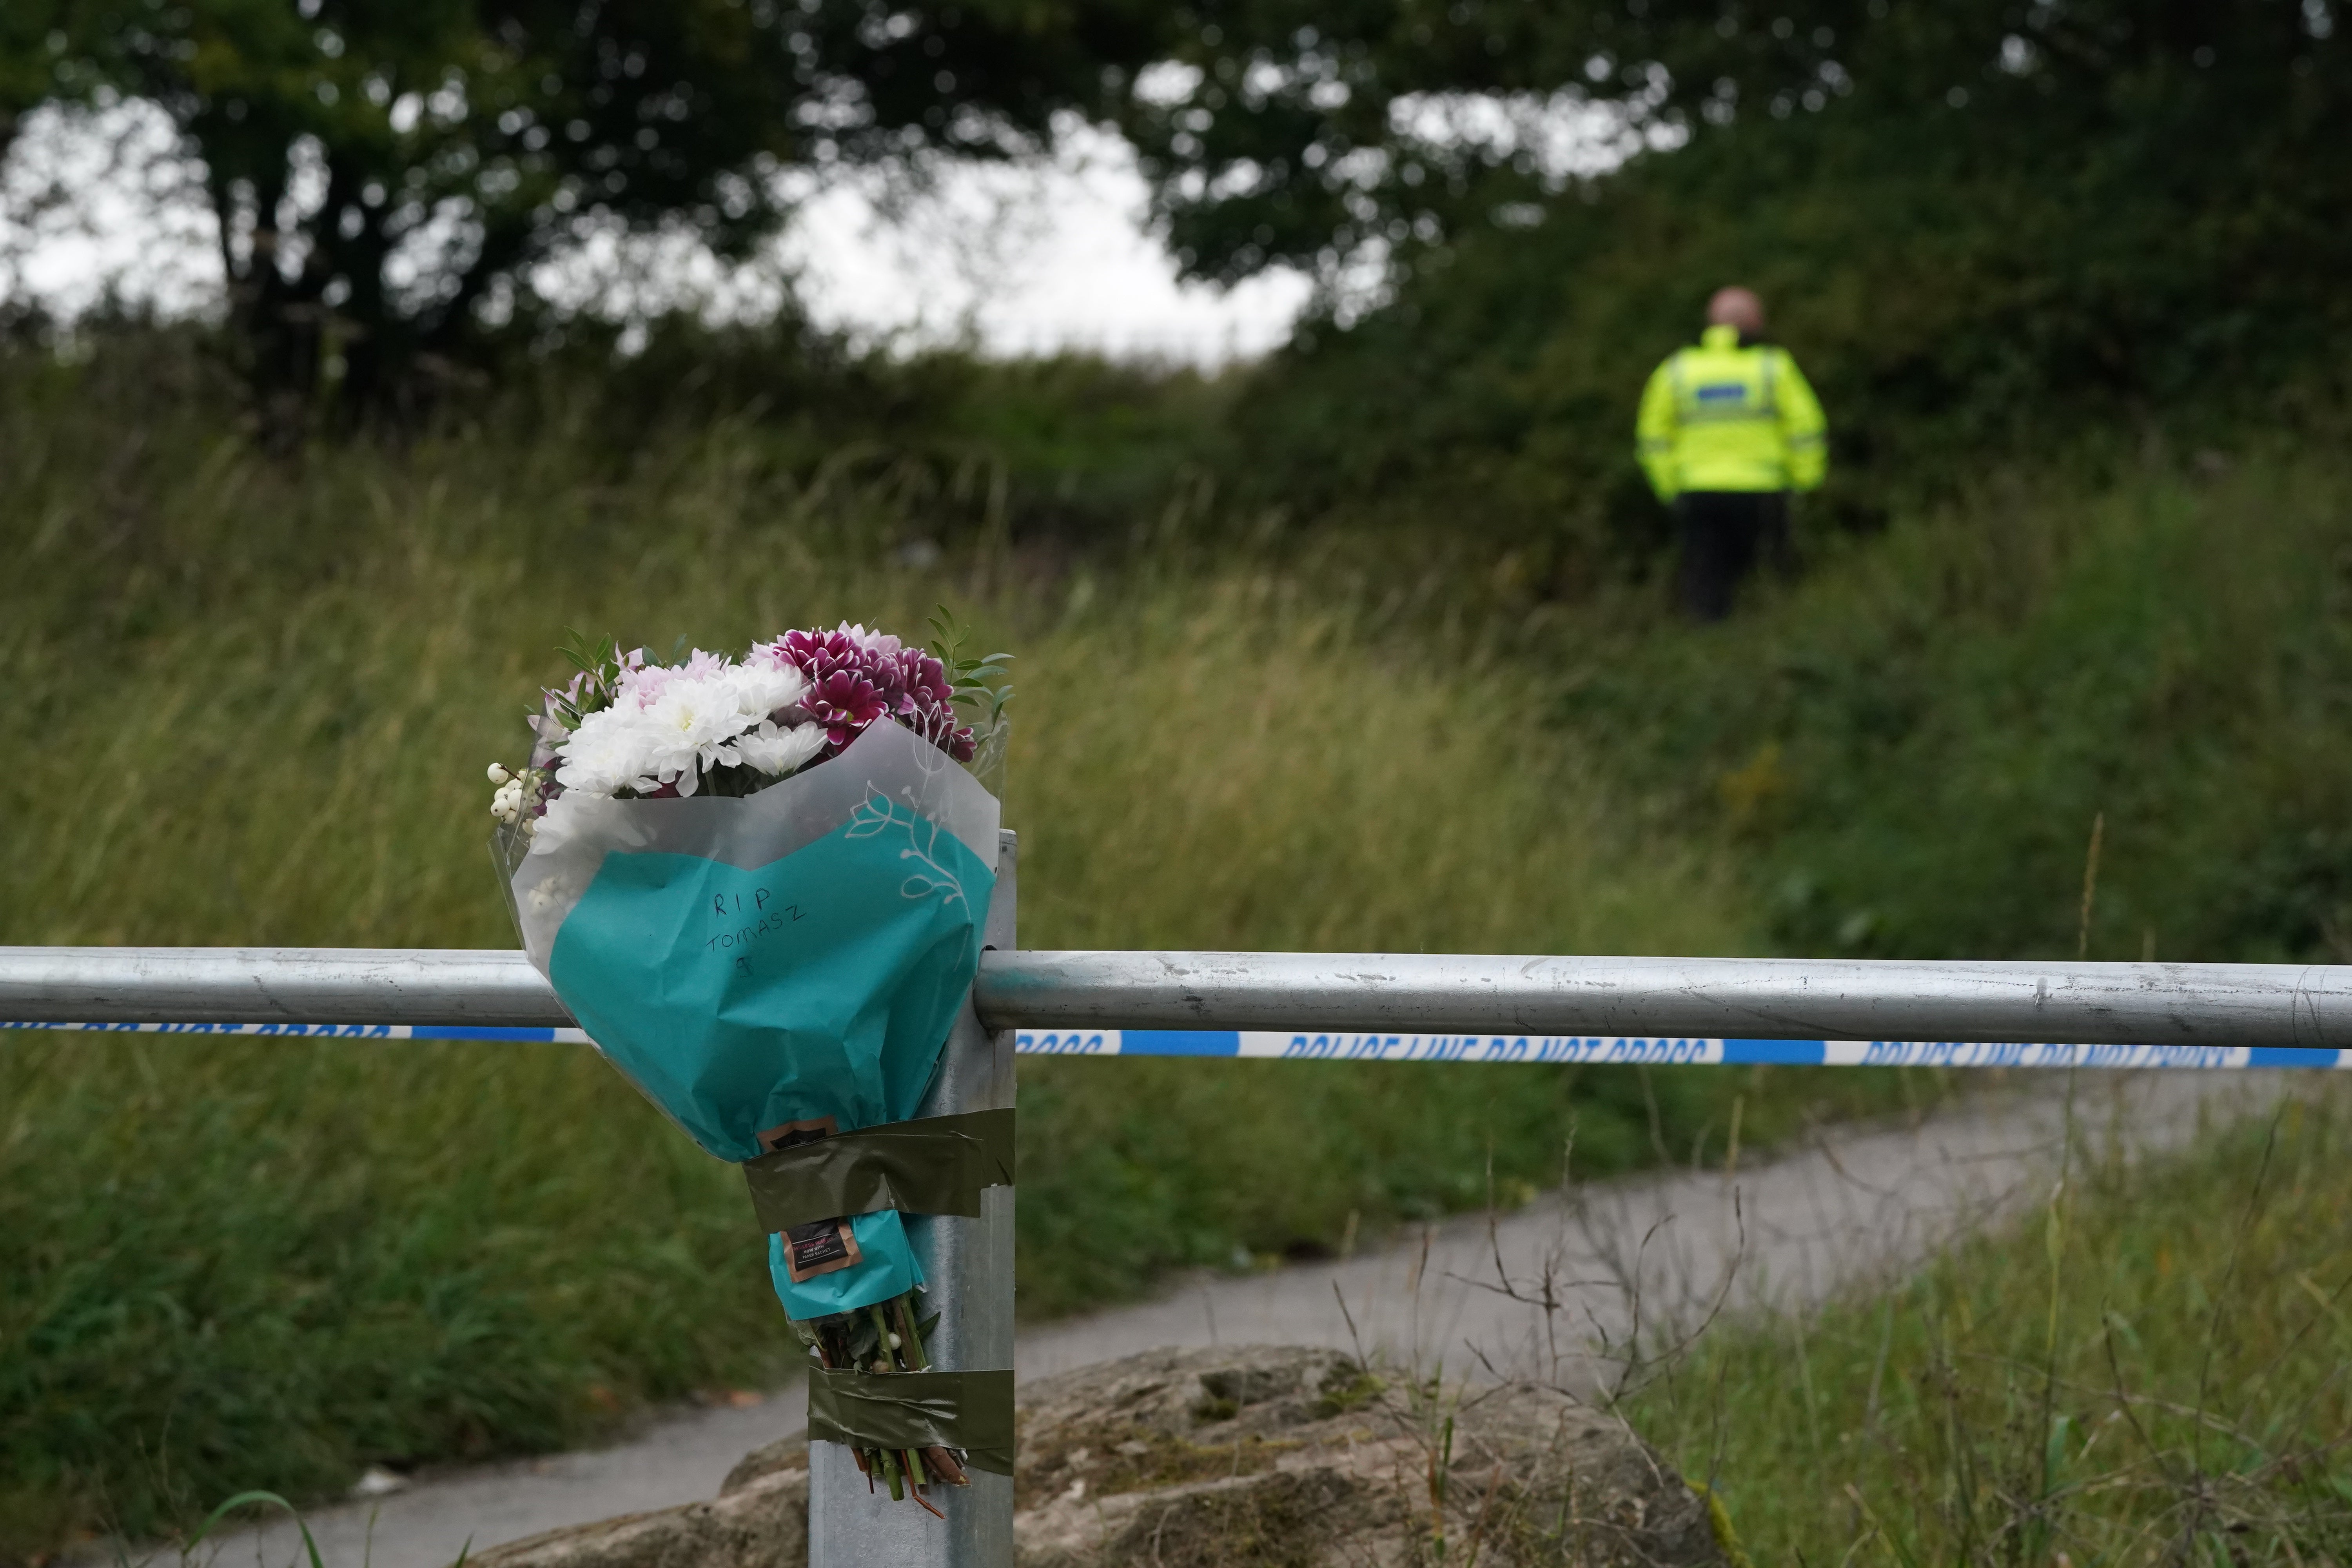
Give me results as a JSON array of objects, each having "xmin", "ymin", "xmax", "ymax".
[{"xmin": 5, "ymin": 945, "xmax": 2349, "ymax": 1047}]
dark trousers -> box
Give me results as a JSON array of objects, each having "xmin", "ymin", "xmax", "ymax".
[{"xmin": 1675, "ymin": 490, "xmax": 1789, "ymax": 622}]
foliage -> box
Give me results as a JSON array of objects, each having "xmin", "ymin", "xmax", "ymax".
[
  {"xmin": 926, "ymin": 605, "xmax": 1014, "ymax": 735},
  {"xmin": 1207, "ymin": 0, "xmax": 2351, "ymax": 568},
  {"xmin": 2, "ymin": 0, "xmax": 2348, "ymax": 1548},
  {"xmin": 0, "ymin": 0, "xmax": 1173, "ymax": 411},
  {"xmin": 477, "ymin": 309, "xmax": 1250, "ymax": 552},
  {"xmin": 0, "ymin": 330, "xmax": 1893, "ymax": 1559},
  {"xmin": 1123, "ymin": 0, "xmax": 2348, "ymax": 291},
  {"xmin": 0, "ymin": 1029, "xmax": 780, "ymax": 1563},
  {"xmin": 7, "ymin": 276, "xmax": 2352, "ymax": 1551},
  {"xmin": 1626, "ymin": 1085, "xmax": 2352, "ymax": 1567},
  {"xmin": 1542, "ymin": 442, "xmax": 2352, "ymax": 963}
]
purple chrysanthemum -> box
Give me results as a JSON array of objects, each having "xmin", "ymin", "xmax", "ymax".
[
  {"xmin": 806, "ymin": 669, "xmax": 890, "ymax": 750},
  {"xmin": 762, "ymin": 622, "xmax": 975, "ymax": 762}
]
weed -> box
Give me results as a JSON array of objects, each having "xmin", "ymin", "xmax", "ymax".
[{"xmin": 1620, "ymin": 1089, "xmax": 2352, "ymax": 1566}]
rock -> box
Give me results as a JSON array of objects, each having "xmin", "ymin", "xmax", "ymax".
[
  {"xmin": 468, "ymin": 1465, "xmax": 808, "ymax": 1568},
  {"xmin": 721, "ymin": 1431, "xmax": 810, "ymax": 1496},
  {"xmin": 1014, "ymin": 1345, "xmax": 1725, "ymax": 1568},
  {"xmin": 473, "ymin": 1346, "xmax": 1722, "ymax": 1568}
]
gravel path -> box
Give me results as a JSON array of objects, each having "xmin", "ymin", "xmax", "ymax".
[{"xmin": 181, "ymin": 1070, "xmax": 2303, "ymax": 1568}]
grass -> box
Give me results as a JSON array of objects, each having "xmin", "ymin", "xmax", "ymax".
[
  {"xmin": 1545, "ymin": 445, "xmax": 2352, "ymax": 964},
  {"xmin": 1624, "ymin": 1083, "xmax": 2352, "ymax": 1567},
  {"xmin": 0, "ymin": 339, "xmax": 1937, "ymax": 1558},
  {"xmin": 0, "ymin": 1031, "xmax": 774, "ymax": 1555},
  {"xmin": 7, "ymin": 328, "xmax": 2347, "ymax": 1560}
]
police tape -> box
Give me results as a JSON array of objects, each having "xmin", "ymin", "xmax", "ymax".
[
  {"xmin": 1014, "ymin": 1032, "xmax": 2352, "ymax": 1071},
  {"xmin": 4, "ymin": 1018, "xmax": 2350, "ymax": 1071}
]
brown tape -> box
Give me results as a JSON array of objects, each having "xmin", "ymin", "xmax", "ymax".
[
  {"xmin": 805, "ymin": 1367, "xmax": 1014, "ymax": 1475},
  {"xmin": 741, "ymin": 1108, "xmax": 1014, "ymax": 1233}
]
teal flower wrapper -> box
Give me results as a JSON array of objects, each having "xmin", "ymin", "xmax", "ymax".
[
  {"xmin": 542, "ymin": 779, "xmax": 995, "ymax": 1319},
  {"xmin": 763, "ymin": 1212, "xmax": 923, "ymax": 1317}
]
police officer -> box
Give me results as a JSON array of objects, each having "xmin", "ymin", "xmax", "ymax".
[{"xmin": 1636, "ymin": 287, "xmax": 1828, "ymax": 621}]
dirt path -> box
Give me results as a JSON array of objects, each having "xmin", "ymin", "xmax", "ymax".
[{"xmin": 189, "ymin": 1070, "xmax": 2302, "ymax": 1568}]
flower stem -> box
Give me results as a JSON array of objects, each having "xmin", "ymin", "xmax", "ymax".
[{"xmin": 895, "ymin": 1294, "xmax": 929, "ymax": 1369}]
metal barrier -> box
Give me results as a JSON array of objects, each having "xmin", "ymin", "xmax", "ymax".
[
  {"xmin": 6, "ymin": 936, "xmax": 2347, "ymax": 1568},
  {"xmin": 7, "ymin": 945, "xmax": 2349, "ymax": 1047}
]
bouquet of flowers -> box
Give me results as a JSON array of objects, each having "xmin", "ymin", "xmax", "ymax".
[{"xmin": 489, "ymin": 616, "xmax": 1012, "ymax": 1508}]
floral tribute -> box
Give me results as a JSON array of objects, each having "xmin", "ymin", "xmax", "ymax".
[
  {"xmin": 491, "ymin": 620, "xmax": 997, "ymax": 831},
  {"xmin": 489, "ymin": 615, "xmax": 1010, "ymax": 1512}
]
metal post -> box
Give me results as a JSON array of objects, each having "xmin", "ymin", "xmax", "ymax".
[{"xmin": 807, "ymin": 828, "xmax": 1017, "ymax": 1568}]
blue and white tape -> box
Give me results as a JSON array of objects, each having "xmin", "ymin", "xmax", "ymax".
[
  {"xmin": 4, "ymin": 1019, "xmax": 2350, "ymax": 1070},
  {"xmin": 1015, "ymin": 1031, "xmax": 2352, "ymax": 1071},
  {"xmin": 0, "ymin": 1020, "xmax": 595, "ymax": 1042}
]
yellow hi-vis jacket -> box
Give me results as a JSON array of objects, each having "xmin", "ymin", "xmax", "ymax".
[{"xmin": 1636, "ymin": 324, "xmax": 1828, "ymax": 501}]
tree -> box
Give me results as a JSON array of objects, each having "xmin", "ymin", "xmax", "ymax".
[
  {"xmin": 1186, "ymin": 0, "xmax": 2352, "ymax": 564},
  {"xmin": 3, "ymin": 0, "xmax": 1171, "ymax": 415},
  {"xmin": 1113, "ymin": 1, "xmax": 2347, "ymax": 289}
]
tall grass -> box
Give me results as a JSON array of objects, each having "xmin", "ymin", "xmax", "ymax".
[
  {"xmin": 10, "ymin": 330, "xmax": 2336, "ymax": 1559},
  {"xmin": 1, "ymin": 339, "xmax": 1916, "ymax": 1557},
  {"xmin": 1625, "ymin": 1085, "xmax": 2352, "ymax": 1566},
  {"xmin": 1549, "ymin": 447, "xmax": 2352, "ymax": 964}
]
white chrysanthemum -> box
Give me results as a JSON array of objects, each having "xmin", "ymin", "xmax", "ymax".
[
  {"xmin": 730, "ymin": 659, "xmax": 808, "ymax": 719},
  {"xmin": 733, "ymin": 718, "xmax": 827, "ymax": 777},
  {"xmin": 631, "ymin": 682, "xmax": 755, "ymax": 795},
  {"xmin": 553, "ymin": 703, "xmax": 665, "ymax": 796},
  {"xmin": 554, "ymin": 654, "xmax": 816, "ymax": 798}
]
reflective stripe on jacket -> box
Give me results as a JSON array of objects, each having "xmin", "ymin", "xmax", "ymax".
[{"xmin": 1636, "ymin": 324, "xmax": 1828, "ymax": 501}]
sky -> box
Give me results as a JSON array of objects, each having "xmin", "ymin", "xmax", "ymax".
[
  {"xmin": 0, "ymin": 102, "xmax": 1313, "ymax": 365},
  {"xmin": 777, "ymin": 128, "xmax": 1315, "ymax": 362}
]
